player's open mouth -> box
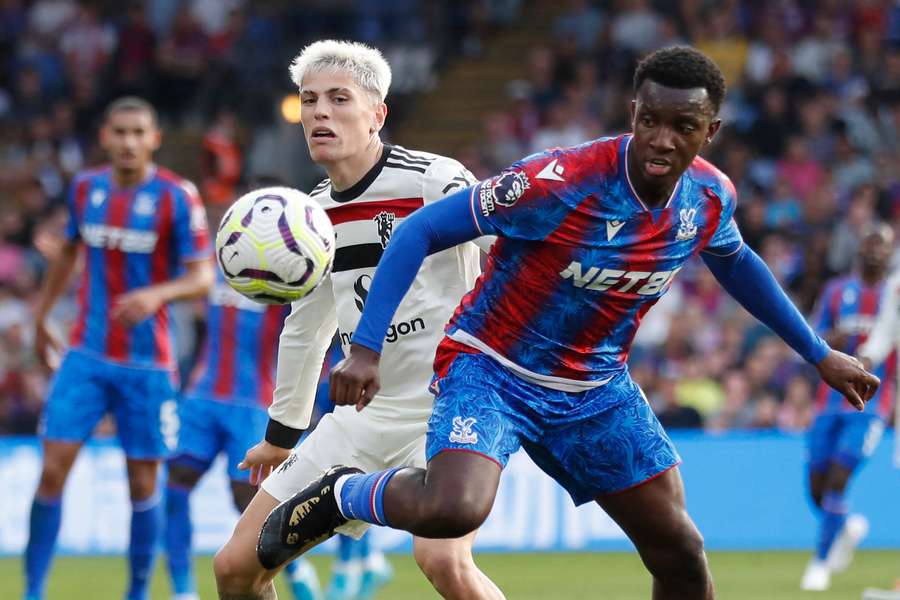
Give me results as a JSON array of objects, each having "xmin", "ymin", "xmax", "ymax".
[
  {"xmin": 645, "ymin": 158, "xmax": 671, "ymax": 176},
  {"xmin": 311, "ymin": 128, "xmax": 336, "ymax": 141}
]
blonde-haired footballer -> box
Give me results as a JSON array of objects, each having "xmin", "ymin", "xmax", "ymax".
[{"xmin": 213, "ymin": 40, "xmax": 504, "ymax": 600}]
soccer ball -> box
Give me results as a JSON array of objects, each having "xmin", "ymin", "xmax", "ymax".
[{"xmin": 216, "ymin": 186, "xmax": 335, "ymax": 304}]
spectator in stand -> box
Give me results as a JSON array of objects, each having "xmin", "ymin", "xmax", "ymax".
[{"xmin": 201, "ymin": 108, "xmax": 242, "ymax": 205}]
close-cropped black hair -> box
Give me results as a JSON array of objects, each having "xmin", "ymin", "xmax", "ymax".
[{"xmin": 633, "ymin": 46, "xmax": 726, "ymax": 114}]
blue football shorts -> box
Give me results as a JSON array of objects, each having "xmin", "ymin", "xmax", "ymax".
[
  {"xmin": 42, "ymin": 349, "xmax": 178, "ymax": 459},
  {"xmin": 807, "ymin": 411, "xmax": 885, "ymax": 473},
  {"xmin": 169, "ymin": 395, "xmax": 268, "ymax": 481},
  {"xmin": 426, "ymin": 345, "xmax": 681, "ymax": 505}
]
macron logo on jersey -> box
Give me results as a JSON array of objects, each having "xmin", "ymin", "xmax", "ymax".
[
  {"xmin": 560, "ymin": 261, "xmax": 680, "ymax": 296},
  {"xmin": 536, "ymin": 159, "xmax": 565, "ymax": 182},
  {"xmin": 606, "ymin": 220, "xmax": 625, "ymax": 241}
]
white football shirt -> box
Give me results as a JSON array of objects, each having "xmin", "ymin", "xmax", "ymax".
[{"xmin": 269, "ymin": 144, "xmax": 485, "ymax": 428}]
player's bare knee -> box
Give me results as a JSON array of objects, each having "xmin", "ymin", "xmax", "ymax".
[
  {"xmin": 167, "ymin": 462, "xmax": 203, "ymax": 490},
  {"xmin": 424, "ymin": 496, "xmax": 490, "ymax": 538},
  {"xmin": 414, "ymin": 543, "xmax": 465, "ymax": 579},
  {"xmin": 37, "ymin": 462, "xmax": 69, "ymax": 497},
  {"xmin": 230, "ymin": 481, "xmax": 257, "ymax": 513},
  {"xmin": 128, "ymin": 473, "xmax": 158, "ymax": 502},
  {"xmin": 213, "ymin": 544, "xmax": 261, "ymax": 591}
]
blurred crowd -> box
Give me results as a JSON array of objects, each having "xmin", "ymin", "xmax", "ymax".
[{"xmin": 2, "ymin": 0, "xmax": 900, "ymax": 435}]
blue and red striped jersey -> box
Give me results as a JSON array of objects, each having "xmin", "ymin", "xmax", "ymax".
[
  {"xmin": 65, "ymin": 165, "xmax": 212, "ymax": 369},
  {"xmin": 812, "ymin": 275, "xmax": 894, "ymax": 417},
  {"xmin": 185, "ymin": 270, "xmax": 289, "ymax": 407},
  {"xmin": 449, "ymin": 134, "xmax": 742, "ymax": 387}
]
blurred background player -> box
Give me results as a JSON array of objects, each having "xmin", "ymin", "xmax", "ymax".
[
  {"xmin": 213, "ymin": 40, "xmax": 503, "ymax": 600},
  {"xmin": 163, "ymin": 191, "xmax": 320, "ymax": 600},
  {"xmin": 23, "ymin": 97, "xmax": 215, "ymax": 600},
  {"xmin": 857, "ymin": 230, "xmax": 900, "ymax": 600},
  {"xmin": 802, "ymin": 224, "xmax": 896, "ymax": 592}
]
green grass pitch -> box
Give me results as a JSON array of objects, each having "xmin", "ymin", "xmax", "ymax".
[{"xmin": 2, "ymin": 550, "xmax": 898, "ymax": 599}]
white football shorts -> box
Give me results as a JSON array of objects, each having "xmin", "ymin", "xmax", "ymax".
[{"xmin": 261, "ymin": 405, "xmax": 426, "ymax": 503}]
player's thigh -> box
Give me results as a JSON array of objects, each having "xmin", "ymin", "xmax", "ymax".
[
  {"xmin": 222, "ymin": 403, "xmax": 269, "ymax": 483},
  {"xmin": 524, "ymin": 378, "xmax": 680, "ymax": 505},
  {"xmin": 168, "ymin": 397, "xmax": 223, "ymax": 480},
  {"xmin": 424, "ymin": 351, "xmax": 526, "ymax": 474},
  {"xmin": 42, "ymin": 351, "xmax": 109, "ymax": 445},
  {"xmin": 595, "ymin": 465, "xmax": 697, "ymax": 551},
  {"xmin": 38, "ymin": 439, "xmax": 83, "ymax": 493},
  {"xmin": 808, "ymin": 413, "xmax": 841, "ymax": 475},
  {"xmin": 111, "ymin": 366, "xmax": 179, "ymax": 460},
  {"xmin": 217, "ymin": 487, "xmax": 282, "ymax": 578},
  {"xmin": 834, "ymin": 413, "xmax": 885, "ymax": 472}
]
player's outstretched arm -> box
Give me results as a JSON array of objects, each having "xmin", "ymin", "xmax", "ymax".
[
  {"xmin": 34, "ymin": 239, "xmax": 79, "ymax": 370},
  {"xmin": 330, "ymin": 186, "xmax": 483, "ymax": 410},
  {"xmin": 702, "ymin": 244, "xmax": 879, "ymax": 410}
]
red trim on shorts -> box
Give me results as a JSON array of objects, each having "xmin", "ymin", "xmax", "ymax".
[
  {"xmin": 602, "ymin": 461, "xmax": 682, "ymax": 497},
  {"xmin": 432, "ymin": 337, "xmax": 479, "ymax": 382},
  {"xmin": 430, "ymin": 447, "xmax": 503, "ymax": 469}
]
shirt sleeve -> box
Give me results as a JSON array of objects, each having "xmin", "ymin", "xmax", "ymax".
[
  {"xmin": 267, "ymin": 276, "xmax": 339, "ymax": 439},
  {"xmin": 701, "ymin": 177, "xmax": 743, "ymax": 256},
  {"xmin": 171, "ymin": 180, "xmax": 212, "ymax": 263},
  {"xmin": 810, "ymin": 280, "xmax": 838, "ymax": 335},
  {"xmin": 422, "ymin": 156, "xmax": 496, "ymax": 255},
  {"xmin": 470, "ymin": 150, "xmax": 577, "ymax": 241},
  {"xmin": 64, "ymin": 177, "xmax": 84, "ymax": 242}
]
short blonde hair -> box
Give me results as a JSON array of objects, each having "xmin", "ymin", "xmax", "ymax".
[{"xmin": 289, "ymin": 39, "xmax": 392, "ymax": 103}]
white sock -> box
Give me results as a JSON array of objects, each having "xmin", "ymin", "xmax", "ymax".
[
  {"xmin": 365, "ymin": 550, "xmax": 388, "ymax": 572},
  {"xmin": 333, "ymin": 474, "xmax": 352, "ymax": 519}
]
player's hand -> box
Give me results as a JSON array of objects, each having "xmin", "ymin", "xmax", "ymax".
[
  {"xmin": 110, "ymin": 288, "xmax": 165, "ymax": 327},
  {"xmin": 330, "ymin": 343, "xmax": 381, "ymax": 412},
  {"xmin": 238, "ymin": 440, "xmax": 292, "ymax": 486},
  {"xmin": 816, "ymin": 349, "xmax": 880, "ymax": 411},
  {"xmin": 34, "ymin": 320, "xmax": 64, "ymax": 371}
]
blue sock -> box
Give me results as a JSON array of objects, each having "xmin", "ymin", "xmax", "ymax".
[
  {"xmin": 337, "ymin": 468, "xmax": 403, "ymax": 526},
  {"xmin": 816, "ymin": 490, "xmax": 848, "ymax": 560},
  {"xmin": 338, "ymin": 535, "xmax": 356, "ymax": 563},
  {"xmin": 128, "ymin": 493, "xmax": 161, "ymax": 600},
  {"xmin": 356, "ymin": 533, "xmax": 370, "ymax": 561},
  {"xmin": 283, "ymin": 560, "xmax": 297, "ymax": 577},
  {"xmin": 24, "ymin": 495, "xmax": 62, "ymax": 599},
  {"xmin": 164, "ymin": 485, "xmax": 194, "ymax": 595}
]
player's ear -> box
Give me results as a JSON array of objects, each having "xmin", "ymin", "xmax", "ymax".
[
  {"xmin": 705, "ymin": 119, "xmax": 721, "ymax": 146},
  {"xmin": 629, "ymin": 99, "xmax": 637, "ymax": 127},
  {"xmin": 371, "ymin": 101, "xmax": 387, "ymax": 134},
  {"xmin": 150, "ymin": 126, "xmax": 162, "ymax": 152},
  {"xmin": 99, "ymin": 122, "xmax": 111, "ymax": 151}
]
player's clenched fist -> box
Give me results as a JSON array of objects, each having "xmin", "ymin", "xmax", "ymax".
[
  {"xmin": 816, "ymin": 349, "xmax": 880, "ymax": 411},
  {"xmin": 330, "ymin": 343, "xmax": 381, "ymax": 412}
]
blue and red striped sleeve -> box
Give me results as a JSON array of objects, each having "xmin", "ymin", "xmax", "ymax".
[
  {"xmin": 811, "ymin": 279, "xmax": 840, "ymax": 334},
  {"xmin": 65, "ymin": 175, "xmax": 90, "ymax": 242},
  {"xmin": 170, "ymin": 181, "xmax": 212, "ymax": 264},
  {"xmin": 700, "ymin": 175, "xmax": 742, "ymax": 256},
  {"xmin": 469, "ymin": 149, "xmax": 578, "ymax": 241}
]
